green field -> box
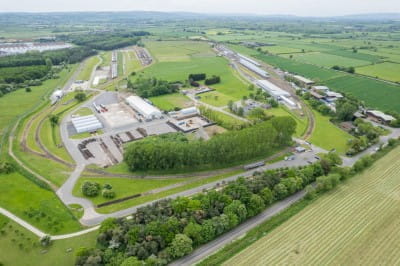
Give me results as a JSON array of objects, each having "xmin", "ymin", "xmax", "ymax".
[
  {"xmin": 73, "ymin": 176, "xmax": 189, "ymax": 205},
  {"xmin": 0, "ymin": 172, "xmax": 81, "ymax": 234},
  {"xmin": 76, "ymin": 56, "xmax": 100, "ymax": 81},
  {"xmin": 224, "ymin": 146, "xmax": 400, "ymax": 265},
  {"xmin": 356, "ymin": 62, "xmax": 400, "ymax": 82},
  {"xmin": 0, "ymin": 65, "xmax": 77, "ymax": 137},
  {"xmin": 283, "ymin": 52, "xmax": 371, "ymax": 68},
  {"xmin": 73, "ymin": 107, "xmax": 93, "ymax": 117},
  {"xmin": 266, "ymin": 107, "xmax": 308, "ymax": 138},
  {"xmin": 140, "ymin": 41, "xmax": 249, "ymax": 107},
  {"xmin": 309, "ymin": 110, "xmax": 353, "ymax": 154},
  {"xmin": 0, "ymin": 215, "xmax": 96, "ymax": 266},
  {"xmin": 149, "ymin": 93, "xmax": 193, "ymax": 111}
]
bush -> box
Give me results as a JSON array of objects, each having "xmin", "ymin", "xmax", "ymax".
[
  {"xmin": 81, "ymin": 181, "xmax": 100, "ymax": 197},
  {"xmin": 74, "ymin": 92, "xmax": 87, "ymax": 102},
  {"xmin": 102, "ymin": 189, "xmax": 116, "ymax": 199},
  {"xmin": 188, "ymin": 73, "xmax": 206, "ymax": 81}
]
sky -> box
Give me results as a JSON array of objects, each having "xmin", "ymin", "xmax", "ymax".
[{"xmin": 0, "ymin": 0, "xmax": 399, "ymax": 17}]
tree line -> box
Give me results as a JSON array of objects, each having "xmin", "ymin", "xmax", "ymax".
[
  {"xmin": 127, "ymin": 77, "xmax": 180, "ymax": 98},
  {"xmin": 76, "ymin": 151, "xmax": 346, "ymax": 265},
  {"xmin": 124, "ymin": 117, "xmax": 296, "ymax": 171}
]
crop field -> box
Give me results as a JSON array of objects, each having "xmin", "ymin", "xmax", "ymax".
[
  {"xmin": 0, "ymin": 215, "xmax": 96, "ymax": 266},
  {"xmin": 0, "ymin": 172, "xmax": 81, "ymax": 234},
  {"xmin": 309, "ymin": 110, "xmax": 353, "ymax": 154},
  {"xmin": 325, "ymin": 75, "xmax": 400, "ymax": 113},
  {"xmin": 261, "ymin": 46, "xmax": 303, "ymax": 54},
  {"xmin": 356, "ymin": 62, "xmax": 400, "ymax": 83},
  {"xmin": 255, "ymin": 54, "xmax": 345, "ymax": 82},
  {"xmin": 282, "ymin": 52, "xmax": 371, "ymax": 68},
  {"xmin": 73, "ymin": 176, "xmax": 189, "ymax": 205},
  {"xmin": 149, "ymin": 93, "xmax": 193, "ymax": 111},
  {"xmin": 224, "ymin": 146, "xmax": 400, "ymax": 266}
]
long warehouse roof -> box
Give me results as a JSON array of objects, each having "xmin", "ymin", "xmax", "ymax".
[
  {"xmin": 126, "ymin": 96, "xmax": 162, "ymax": 117},
  {"xmin": 257, "ymin": 80, "xmax": 290, "ymax": 97},
  {"xmin": 238, "ymin": 53, "xmax": 261, "ymax": 66},
  {"xmin": 239, "ymin": 59, "xmax": 268, "ymax": 77}
]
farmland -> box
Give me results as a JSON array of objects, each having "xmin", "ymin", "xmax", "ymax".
[
  {"xmin": 356, "ymin": 62, "xmax": 400, "ymax": 83},
  {"xmin": 282, "ymin": 52, "xmax": 371, "ymax": 68},
  {"xmin": 224, "ymin": 145, "xmax": 400, "ymax": 265}
]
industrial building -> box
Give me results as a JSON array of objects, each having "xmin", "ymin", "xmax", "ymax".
[
  {"xmin": 111, "ymin": 63, "xmax": 118, "ymax": 79},
  {"xmin": 239, "ymin": 59, "xmax": 269, "ymax": 78},
  {"xmin": 257, "ymin": 80, "xmax": 290, "ymax": 98},
  {"xmin": 0, "ymin": 42, "xmax": 72, "ymax": 56},
  {"xmin": 126, "ymin": 96, "xmax": 163, "ymax": 120},
  {"xmin": 71, "ymin": 115, "xmax": 103, "ymax": 134},
  {"xmin": 238, "ymin": 53, "xmax": 261, "ymax": 66}
]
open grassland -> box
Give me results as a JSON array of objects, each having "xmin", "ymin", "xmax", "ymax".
[
  {"xmin": 266, "ymin": 107, "xmax": 308, "ymax": 138},
  {"xmin": 309, "ymin": 110, "xmax": 353, "ymax": 154},
  {"xmin": 356, "ymin": 62, "xmax": 400, "ymax": 83},
  {"xmin": 145, "ymin": 40, "xmax": 215, "ymax": 62},
  {"xmin": 149, "ymin": 93, "xmax": 193, "ymax": 111},
  {"xmin": 0, "ymin": 172, "xmax": 82, "ymax": 234},
  {"xmin": 224, "ymin": 146, "xmax": 400, "ymax": 266},
  {"xmin": 76, "ymin": 56, "xmax": 100, "ymax": 81},
  {"xmin": 96, "ymin": 170, "xmax": 244, "ymax": 214},
  {"xmin": 125, "ymin": 50, "xmax": 142, "ymax": 74},
  {"xmin": 0, "ymin": 215, "xmax": 95, "ymax": 266},
  {"xmin": 0, "ymin": 65, "xmax": 77, "ymax": 137},
  {"xmin": 73, "ymin": 176, "xmax": 190, "ymax": 205},
  {"xmin": 140, "ymin": 41, "xmax": 249, "ymax": 106},
  {"xmin": 282, "ymin": 52, "xmax": 371, "ymax": 68}
]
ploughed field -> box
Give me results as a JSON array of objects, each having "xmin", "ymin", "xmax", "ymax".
[{"xmin": 224, "ymin": 146, "xmax": 400, "ymax": 265}]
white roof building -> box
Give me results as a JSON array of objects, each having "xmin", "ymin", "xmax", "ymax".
[
  {"xmin": 293, "ymin": 75, "xmax": 314, "ymax": 85},
  {"xmin": 71, "ymin": 115, "xmax": 103, "ymax": 134},
  {"xmin": 239, "ymin": 59, "xmax": 269, "ymax": 78},
  {"xmin": 237, "ymin": 53, "xmax": 261, "ymax": 66},
  {"xmin": 313, "ymin": 86, "xmax": 330, "ymax": 91},
  {"xmin": 325, "ymin": 91, "xmax": 343, "ymax": 99},
  {"xmin": 126, "ymin": 96, "xmax": 162, "ymax": 120},
  {"xmin": 180, "ymin": 107, "xmax": 199, "ymax": 116},
  {"xmin": 256, "ymin": 80, "xmax": 290, "ymax": 98}
]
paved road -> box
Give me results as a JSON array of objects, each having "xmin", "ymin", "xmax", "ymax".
[{"xmin": 171, "ymin": 189, "xmax": 306, "ymax": 266}]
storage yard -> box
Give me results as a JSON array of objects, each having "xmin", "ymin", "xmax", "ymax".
[{"xmin": 0, "ymin": 42, "xmax": 72, "ymax": 56}]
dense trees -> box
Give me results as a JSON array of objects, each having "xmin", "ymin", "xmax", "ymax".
[
  {"xmin": 188, "ymin": 73, "xmax": 206, "ymax": 81},
  {"xmin": 81, "ymin": 181, "xmax": 101, "ymax": 197},
  {"xmin": 128, "ymin": 77, "xmax": 180, "ymax": 98},
  {"xmin": 204, "ymin": 75, "xmax": 221, "ymax": 86},
  {"xmin": 124, "ymin": 117, "xmax": 296, "ymax": 171},
  {"xmin": 77, "ymin": 157, "xmax": 339, "ymax": 266},
  {"xmin": 336, "ymin": 99, "xmax": 358, "ymax": 121},
  {"xmin": 74, "ymin": 92, "xmax": 87, "ymax": 102},
  {"xmin": 0, "ymin": 65, "xmax": 50, "ymax": 84}
]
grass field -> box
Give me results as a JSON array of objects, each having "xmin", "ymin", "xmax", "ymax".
[
  {"xmin": 0, "ymin": 172, "xmax": 82, "ymax": 234},
  {"xmin": 224, "ymin": 146, "xmax": 400, "ymax": 265},
  {"xmin": 309, "ymin": 110, "xmax": 353, "ymax": 154},
  {"xmin": 76, "ymin": 56, "xmax": 100, "ymax": 81},
  {"xmin": 73, "ymin": 176, "xmax": 190, "ymax": 205},
  {"xmin": 283, "ymin": 52, "xmax": 371, "ymax": 68},
  {"xmin": 99, "ymin": 51, "xmax": 111, "ymax": 67},
  {"xmin": 96, "ymin": 170, "xmax": 244, "ymax": 214},
  {"xmin": 356, "ymin": 62, "xmax": 400, "ymax": 82},
  {"xmin": 140, "ymin": 41, "xmax": 249, "ymax": 107},
  {"xmin": 266, "ymin": 107, "xmax": 308, "ymax": 138},
  {"xmin": 149, "ymin": 93, "xmax": 193, "ymax": 111},
  {"xmin": 0, "ymin": 65, "xmax": 77, "ymax": 137},
  {"xmin": 0, "ymin": 215, "xmax": 96, "ymax": 266},
  {"xmin": 73, "ymin": 107, "xmax": 93, "ymax": 116}
]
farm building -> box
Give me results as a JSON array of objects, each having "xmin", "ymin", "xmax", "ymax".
[
  {"xmin": 180, "ymin": 107, "xmax": 199, "ymax": 117},
  {"xmin": 312, "ymin": 86, "xmax": 330, "ymax": 92},
  {"xmin": 126, "ymin": 96, "xmax": 163, "ymax": 120},
  {"xmin": 239, "ymin": 59, "xmax": 269, "ymax": 78},
  {"xmin": 257, "ymin": 80, "xmax": 290, "ymax": 98},
  {"xmin": 71, "ymin": 115, "xmax": 103, "ymax": 133},
  {"xmin": 366, "ymin": 110, "xmax": 395, "ymax": 125},
  {"xmin": 293, "ymin": 75, "xmax": 315, "ymax": 87},
  {"xmin": 237, "ymin": 53, "xmax": 261, "ymax": 66},
  {"xmin": 50, "ymin": 89, "xmax": 64, "ymax": 105},
  {"xmin": 325, "ymin": 91, "xmax": 343, "ymax": 100}
]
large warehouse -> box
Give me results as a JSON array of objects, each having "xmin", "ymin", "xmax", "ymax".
[
  {"xmin": 126, "ymin": 96, "xmax": 163, "ymax": 120},
  {"xmin": 257, "ymin": 80, "xmax": 290, "ymax": 98},
  {"xmin": 71, "ymin": 115, "xmax": 103, "ymax": 133},
  {"xmin": 239, "ymin": 59, "xmax": 269, "ymax": 78},
  {"xmin": 238, "ymin": 53, "xmax": 261, "ymax": 66}
]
